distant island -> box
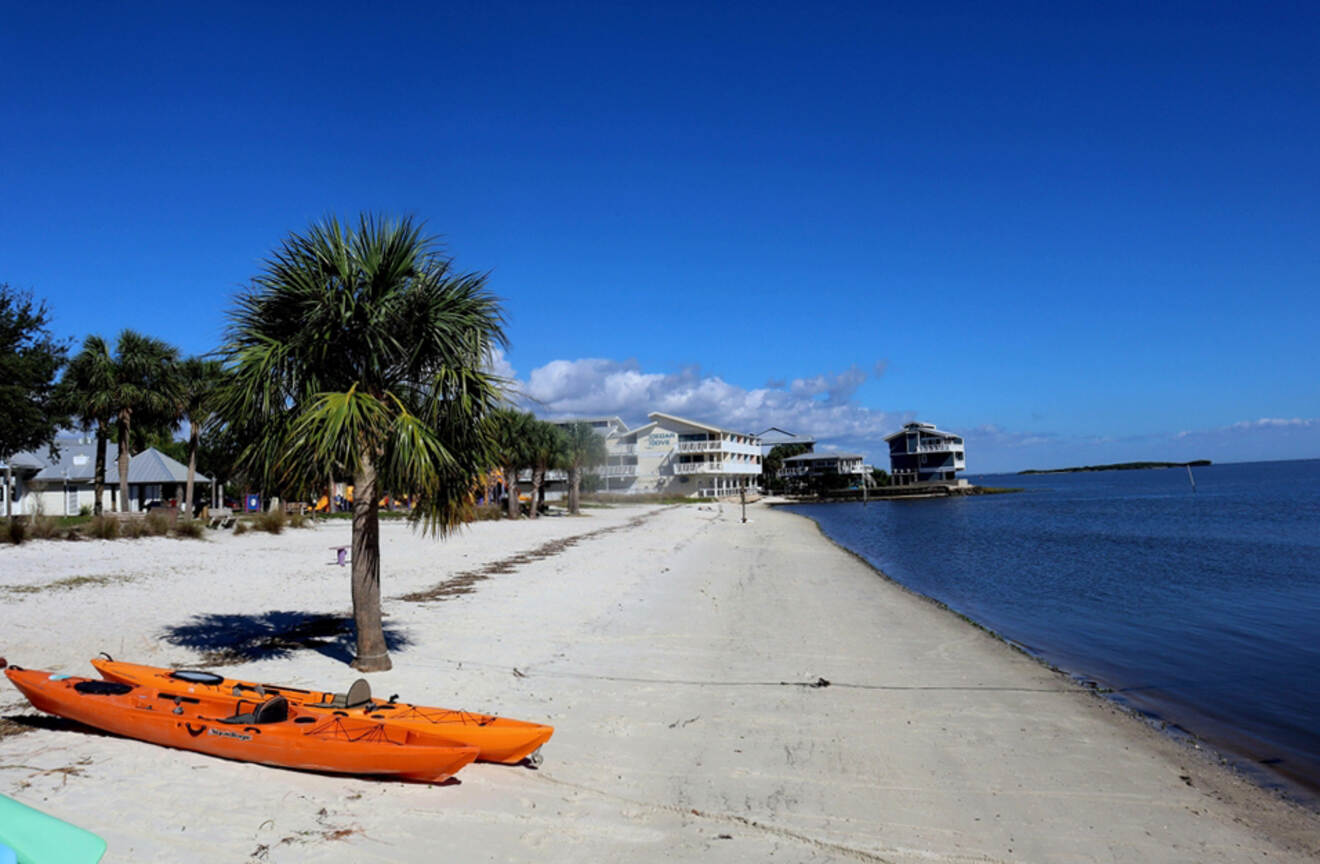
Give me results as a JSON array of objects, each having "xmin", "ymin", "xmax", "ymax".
[{"xmin": 1018, "ymin": 460, "xmax": 1211, "ymax": 475}]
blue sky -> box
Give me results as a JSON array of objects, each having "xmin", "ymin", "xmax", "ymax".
[{"xmin": 3, "ymin": 2, "xmax": 1317, "ymax": 472}]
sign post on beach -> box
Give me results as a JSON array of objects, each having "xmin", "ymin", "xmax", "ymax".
[{"xmin": 740, "ymin": 486, "xmax": 747, "ymax": 523}]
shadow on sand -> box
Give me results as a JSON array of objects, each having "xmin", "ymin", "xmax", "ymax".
[{"xmin": 158, "ymin": 610, "xmax": 412, "ymax": 667}]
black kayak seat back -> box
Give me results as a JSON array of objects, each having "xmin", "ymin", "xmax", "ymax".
[
  {"xmin": 219, "ymin": 694, "xmax": 289, "ymax": 725},
  {"xmin": 74, "ymin": 680, "xmax": 133, "ymax": 696},
  {"xmin": 322, "ymin": 678, "xmax": 372, "ymax": 709},
  {"xmin": 169, "ymin": 669, "xmax": 225, "ymax": 686}
]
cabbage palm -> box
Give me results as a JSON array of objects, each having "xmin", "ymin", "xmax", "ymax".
[
  {"xmin": 220, "ymin": 214, "xmax": 507, "ymax": 671},
  {"xmin": 110, "ymin": 331, "xmax": 181, "ymax": 512},
  {"xmin": 526, "ymin": 420, "xmax": 568, "ymax": 519},
  {"xmin": 57, "ymin": 335, "xmax": 117, "ymax": 514},
  {"xmin": 487, "ymin": 408, "xmax": 533, "ymax": 519},
  {"xmin": 177, "ymin": 357, "xmax": 226, "ymax": 517},
  {"xmin": 562, "ymin": 421, "xmax": 607, "ymax": 514}
]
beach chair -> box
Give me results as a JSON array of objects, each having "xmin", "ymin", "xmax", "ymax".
[{"xmin": 208, "ymin": 507, "xmax": 236, "ymax": 529}]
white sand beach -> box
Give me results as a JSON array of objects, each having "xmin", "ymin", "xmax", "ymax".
[{"xmin": 1, "ymin": 503, "xmax": 1317, "ymax": 863}]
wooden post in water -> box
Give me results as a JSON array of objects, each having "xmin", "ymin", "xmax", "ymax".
[{"xmin": 1186, "ymin": 463, "xmax": 1197, "ymax": 493}]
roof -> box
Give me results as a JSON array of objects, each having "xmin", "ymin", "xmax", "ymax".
[
  {"xmin": 1, "ymin": 451, "xmax": 46, "ymax": 471},
  {"xmin": 617, "ymin": 421, "xmax": 658, "ymax": 440},
  {"xmin": 647, "ymin": 411, "xmax": 759, "ymax": 439},
  {"xmin": 758, "ymin": 427, "xmax": 816, "ymax": 446},
  {"xmin": 883, "ymin": 422, "xmax": 960, "ymax": 442},
  {"xmin": 116, "ymin": 448, "xmax": 207, "ymax": 484},
  {"xmin": 12, "ymin": 437, "xmax": 209, "ymax": 484},
  {"xmin": 783, "ymin": 451, "xmax": 864, "ymax": 463},
  {"xmin": 16, "ymin": 438, "xmax": 118, "ymax": 482},
  {"xmin": 548, "ymin": 415, "xmax": 627, "ymax": 430}
]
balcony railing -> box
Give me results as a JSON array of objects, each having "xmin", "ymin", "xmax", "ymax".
[
  {"xmin": 608, "ymin": 443, "xmax": 636, "ymax": 455},
  {"xmin": 674, "ymin": 461, "xmax": 723, "ymax": 474},
  {"xmin": 677, "ymin": 441, "xmax": 723, "ymax": 452},
  {"xmin": 597, "ymin": 465, "xmax": 637, "ymax": 477}
]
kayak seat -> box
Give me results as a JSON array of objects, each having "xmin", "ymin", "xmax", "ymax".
[
  {"xmin": 74, "ymin": 681, "xmax": 133, "ymax": 696},
  {"xmin": 321, "ymin": 678, "xmax": 372, "ymax": 709},
  {"xmin": 219, "ymin": 695, "xmax": 289, "ymax": 725},
  {"xmin": 169, "ymin": 670, "xmax": 225, "ymax": 686}
]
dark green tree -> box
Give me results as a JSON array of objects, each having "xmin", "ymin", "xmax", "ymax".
[
  {"xmin": 220, "ymin": 214, "xmax": 506, "ymax": 671},
  {"xmin": 762, "ymin": 442, "xmax": 811, "ymax": 493},
  {"xmin": 0, "ymin": 285, "xmax": 69, "ymax": 516}
]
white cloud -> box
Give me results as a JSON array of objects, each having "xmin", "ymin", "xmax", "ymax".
[
  {"xmin": 504, "ymin": 356, "xmax": 1320, "ymax": 472},
  {"xmin": 511, "ymin": 356, "xmax": 906, "ymax": 449},
  {"xmin": 484, "ymin": 347, "xmax": 517, "ymax": 381},
  {"xmin": 788, "ymin": 364, "xmax": 868, "ymax": 404},
  {"xmin": 1177, "ymin": 417, "xmax": 1318, "ymax": 438}
]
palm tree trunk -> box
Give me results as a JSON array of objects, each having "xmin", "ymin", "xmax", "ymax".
[
  {"xmin": 529, "ymin": 467, "xmax": 543, "ymax": 519},
  {"xmin": 116, "ymin": 410, "xmax": 132, "ymax": 513},
  {"xmin": 183, "ymin": 420, "xmax": 199, "ymax": 518},
  {"xmin": 504, "ymin": 463, "xmax": 519, "ymax": 519},
  {"xmin": 350, "ymin": 448, "xmax": 391, "ymax": 672},
  {"xmin": 93, "ymin": 424, "xmax": 107, "ymax": 516},
  {"xmin": 568, "ymin": 466, "xmax": 581, "ymax": 515}
]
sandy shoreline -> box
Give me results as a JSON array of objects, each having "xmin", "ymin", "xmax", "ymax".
[{"xmin": 2, "ymin": 502, "xmax": 1317, "ymax": 862}]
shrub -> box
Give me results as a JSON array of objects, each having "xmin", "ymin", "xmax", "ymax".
[
  {"xmin": 173, "ymin": 519, "xmax": 205, "ymax": 539},
  {"xmin": 469, "ymin": 504, "xmax": 503, "ymax": 522},
  {"xmin": 28, "ymin": 514, "xmax": 59, "ymax": 540},
  {"xmin": 5, "ymin": 519, "xmax": 26, "ymax": 545},
  {"xmin": 256, "ymin": 510, "xmax": 286, "ymax": 534},
  {"xmin": 144, "ymin": 512, "xmax": 171, "ymax": 536},
  {"xmin": 288, "ymin": 512, "xmax": 308, "ymax": 529},
  {"xmin": 232, "ymin": 520, "xmax": 249, "ymax": 536},
  {"xmin": 64, "ymin": 528, "xmax": 81, "ymax": 541},
  {"xmin": 121, "ymin": 518, "xmax": 147, "ymax": 539},
  {"xmin": 88, "ymin": 515, "xmax": 120, "ymax": 540},
  {"xmin": 78, "ymin": 504, "xmax": 93, "ymax": 517}
]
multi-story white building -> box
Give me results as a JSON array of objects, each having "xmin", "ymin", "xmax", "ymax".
[
  {"xmin": 778, "ymin": 451, "xmax": 866, "ymax": 487},
  {"xmin": 884, "ymin": 422, "xmax": 966, "ymax": 486},
  {"xmin": 570, "ymin": 411, "xmax": 762, "ymax": 498}
]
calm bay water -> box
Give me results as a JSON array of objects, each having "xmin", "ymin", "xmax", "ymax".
[{"xmin": 784, "ymin": 459, "xmax": 1320, "ymax": 802}]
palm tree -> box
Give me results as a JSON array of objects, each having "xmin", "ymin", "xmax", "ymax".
[
  {"xmin": 562, "ymin": 421, "xmax": 607, "ymax": 514},
  {"xmin": 177, "ymin": 357, "xmax": 226, "ymax": 517},
  {"xmin": 110, "ymin": 331, "xmax": 181, "ymax": 512},
  {"xmin": 525, "ymin": 420, "xmax": 567, "ymax": 518},
  {"xmin": 487, "ymin": 408, "xmax": 533, "ymax": 519},
  {"xmin": 220, "ymin": 214, "xmax": 507, "ymax": 672},
  {"xmin": 57, "ymin": 336, "xmax": 117, "ymax": 514}
]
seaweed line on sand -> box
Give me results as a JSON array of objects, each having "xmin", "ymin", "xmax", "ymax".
[
  {"xmin": 2, "ymin": 574, "xmax": 136, "ymax": 597},
  {"xmin": 396, "ymin": 508, "xmax": 668, "ymax": 603}
]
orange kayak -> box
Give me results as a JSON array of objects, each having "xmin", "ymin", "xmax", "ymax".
[
  {"xmin": 5, "ymin": 666, "xmax": 478, "ymax": 784},
  {"xmin": 92, "ymin": 658, "xmax": 554, "ymax": 765}
]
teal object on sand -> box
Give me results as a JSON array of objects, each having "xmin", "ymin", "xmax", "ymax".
[{"xmin": 0, "ymin": 795, "xmax": 106, "ymax": 863}]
